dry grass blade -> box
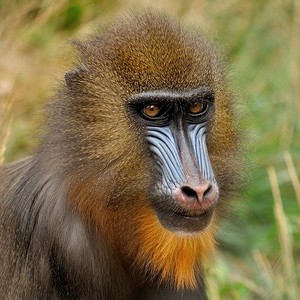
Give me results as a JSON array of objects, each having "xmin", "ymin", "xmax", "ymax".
[
  {"xmin": 206, "ymin": 271, "xmax": 221, "ymax": 300},
  {"xmin": 284, "ymin": 152, "xmax": 300, "ymax": 208},
  {"xmin": 268, "ymin": 167, "xmax": 294, "ymax": 278},
  {"xmin": 234, "ymin": 274, "xmax": 267, "ymax": 299},
  {"xmin": 0, "ymin": 81, "xmax": 13, "ymax": 166},
  {"xmin": 252, "ymin": 250, "xmax": 273, "ymax": 288},
  {"xmin": 0, "ymin": 121, "xmax": 11, "ymax": 166},
  {"xmin": 0, "ymin": 123, "xmax": 11, "ymax": 166}
]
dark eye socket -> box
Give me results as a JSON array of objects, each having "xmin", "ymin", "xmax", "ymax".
[
  {"xmin": 188, "ymin": 101, "xmax": 209, "ymax": 115},
  {"xmin": 186, "ymin": 101, "xmax": 211, "ymax": 123},
  {"xmin": 140, "ymin": 102, "xmax": 172, "ymax": 122},
  {"xmin": 127, "ymin": 100, "xmax": 172, "ymax": 127},
  {"xmin": 142, "ymin": 103, "xmax": 161, "ymax": 118},
  {"xmin": 188, "ymin": 101, "xmax": 204, "ymax": 114}
]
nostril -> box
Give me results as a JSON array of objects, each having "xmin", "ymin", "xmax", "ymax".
[
  {"xmin": 181, "ymin": 186, "xmax": 198, "ymax": 200},
  {"xmin": 203, "ymin": 184, "xmax": 212, "ymax": 198}
]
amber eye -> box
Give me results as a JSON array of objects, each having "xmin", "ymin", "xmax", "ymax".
[
  {"xmin": 143, "ymin": 104, "xmax": 160, "ymax": 117},
  {"xmin": 188, "ymin": 102, "xmax": 204, "ymax": 114}
]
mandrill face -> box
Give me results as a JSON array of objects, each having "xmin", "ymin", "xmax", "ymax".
[{"xmin": 127, "ymin": 87, "xmax": 219, "ymax": 234}]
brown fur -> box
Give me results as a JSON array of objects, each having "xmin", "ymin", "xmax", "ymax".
[{"xmin": 0, "ymin": 12, "xmax": 241, "ymax": 299}]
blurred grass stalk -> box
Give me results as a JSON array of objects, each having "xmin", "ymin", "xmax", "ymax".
[
  {"xmin": 0, "ymin": 84, "xmax": 13, "ymax": 166},
  {"xmin": 265, "ymin": 153, "xmax": 299, "ymax": 299},
  {"xmin": 268, "ymin": 166, "xmax": 294, "ymax": 279}
]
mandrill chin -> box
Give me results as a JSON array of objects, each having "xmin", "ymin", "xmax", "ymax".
[{"xmin": 0, "ymin": 12, "xmax": 241, "ymax": 300}]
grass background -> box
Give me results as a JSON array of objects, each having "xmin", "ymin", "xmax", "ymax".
[{"xmin": 0, "ymin": 0, "xmax": 299, "ymax": 299}]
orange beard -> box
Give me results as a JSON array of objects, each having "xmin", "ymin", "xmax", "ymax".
[{"xmin": 130, "ymin": 207, "xmax": 217, "ymax": 290}]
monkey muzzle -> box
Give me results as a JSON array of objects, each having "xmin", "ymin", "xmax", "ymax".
[{"xmin": 147, "ymin": 123, "xmax": 219, "ymax": 234}]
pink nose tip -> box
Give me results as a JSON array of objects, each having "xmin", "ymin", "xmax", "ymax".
[{"xmin": 173, "ymin": 182, "xmax": 219, "ymax": 211}]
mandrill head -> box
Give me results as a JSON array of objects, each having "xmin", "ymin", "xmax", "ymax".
[{"xmin": 57, "ymin": 12, "xmax": 241, "ymax": 289}]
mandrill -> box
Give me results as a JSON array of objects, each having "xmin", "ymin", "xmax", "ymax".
[{"xmin": 0, "ymin": 12, "xmax": 241, "ymax": 299}]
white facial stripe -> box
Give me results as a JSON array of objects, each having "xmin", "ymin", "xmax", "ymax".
[
  {"xmin": 188, "ymin": 124, "xmax": 215, "ymax": 183},
  {"xmin": 147, "ymin": 127, "xmax": 184, "ymax": 191}
]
